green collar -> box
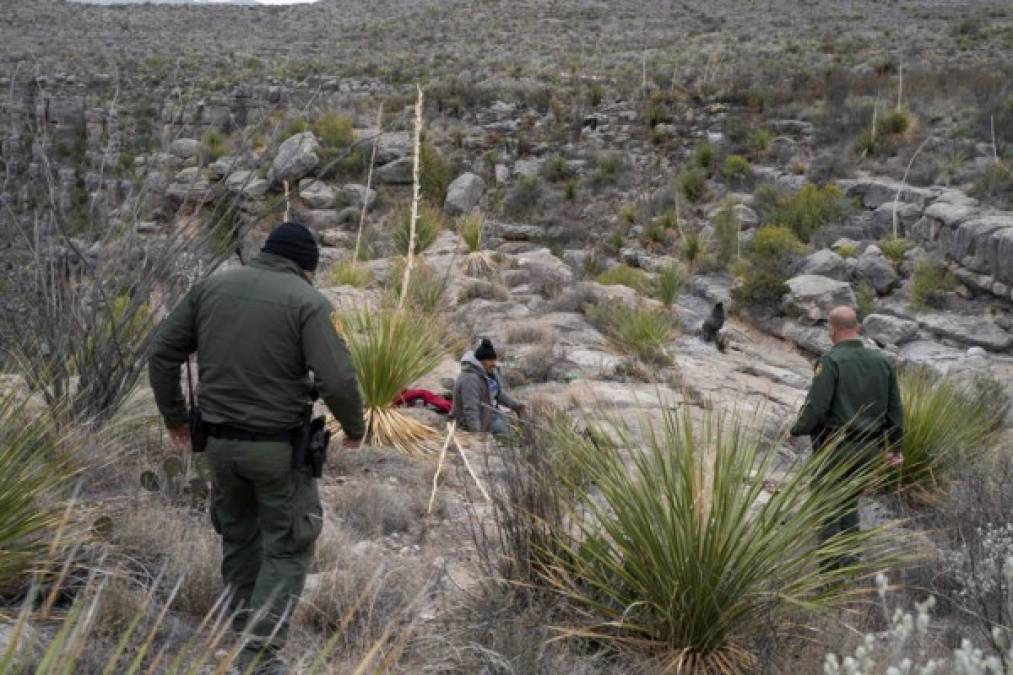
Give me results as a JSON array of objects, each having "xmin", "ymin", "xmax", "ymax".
[
  {"xmin": 250, "ymin": 252, "xmax": 309, "ymax": 281},
  {"xmin": 832, "ymin": 339, "xmax": 864, "ymax": 350}
]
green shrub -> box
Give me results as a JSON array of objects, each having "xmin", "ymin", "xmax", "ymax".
[
  {"xmin": 657, "ymin": 208, "xmax": 679, "ymax": 230},
  {"xmin": 541, "ymin": 407, "xmax": 891, "ymax": 673},
  {"xmin": 383, "ymin": 260, "xmax": 447, "ymax": 315},
  {"xmin": 679, "ymin": 167, "xmax": 708, "ymax": 203},
  {"xmin": 312, "ymin": 113, "xmax": 355, "ymax": 148},
  {"xmin": 562, "ymin": 178, "xmax": 578, "ymax": 201},
  {"xmin": 420, "ymin": 140, "xmax": 452, "ymax": 203},
  {"xmin": 760, "ymin": 183, "xmax": 848, "ymax": 242},
  {"xmin": 693, "ymin": 140, "xmax": 717, "ymax": 173},
  {"xmin": 750, "ymin": 128, "xmax": 772, "ymax": 155},
  {"xmin": 971, "ymin": 162, "xmax": 1013, "ymax": 208},
  {"xmin": 202, "ymin": 130, "xmax": 227, "ymax": 162},
  {"xmin": 893, "ymin": 369, "xmax": 1005, "ymax": 498},
  {"xmin": 854, "ymin": 280, "xmax": 876, "ymax": 321},
  {"xmin": 394, "ymin": 204, "xmax": 445, "ymax": 256},
  {"xmin": 457, "ymin": 211, "xmax": 485, "ymax": 253},
  {"xmin": 327, "ymin": 259, "xmax": 370, "ymax": 288},
  {"xmin": 836, "ymin": 243, "xmax": 859, "ymax": 258},
  {"xmin": 589, "ymin": 153, "xmax": 624, "ymax": 189},
  {"xmin": 653, "ymin": 264, "xmax": 684, "ymax": 307},
  {"xmin": 878, "ymin": 237, "xmax": 911, "ymax": 266},
  {"xmin": 854, "ymin": 129, "xmax": 879, "ymax": 157},
  {"xmin": 909, "ymin": 258, "xmax": 956, "ymax": 309},
  {"xmin": 681, "ymin": 229, "xmax": 704, "ymax": 271},
  {"xmin": 875, "ymin": 108, "xmax": 913, "ymax": 136},
  {"xmin": 713, "ymin": 202, "xmax": 739, "ymax": 266},
  {"xmin": 731, "ymin": 225, "xmax": 805, "ymax": 308},
  {"xmin": 722, "ymin": 154, "xmax": 752, "ymax": 184},
  {"xmin": 619, "ymin": 203, "xmax": 638, "ymax": 225},
  {"xmin": 283, "ymin": 117, "xmax": 309, "ymax": 139},
  {"xmin": 586, "ymin": 303, "xmax": 677, "ymax": 365},
  {"xmin": 595, "ymin": 264, "xmax": 651, "ymax": 294},
  {"xmin": 504, "ymin": 175, "xmax": 543, "ymax": 215}
]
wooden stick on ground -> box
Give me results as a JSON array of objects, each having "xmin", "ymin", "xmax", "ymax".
[
  {"xmin": 427, "ymin": 421, "xmax": 455, "ymax": 515},
  {"xmin": 453, "ymin": 433, "xmax": 491, "ymax": 503}
]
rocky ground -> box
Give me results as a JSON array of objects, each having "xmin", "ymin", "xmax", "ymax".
[{"xmin": 1, "ymin": 0, "xmax": 1012, "ymax": 672}]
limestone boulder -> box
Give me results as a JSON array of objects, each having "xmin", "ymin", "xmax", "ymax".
[
  {"xmin": 444, "ymin": 172, "xmax": 486, "ymax": 216},
  {"xmin": 376, "ymin": 157, "xmax": 414, "ymax": 184},
  {"xmin": 862, "ymin": 314, "xmax": 919, "ymax": 347},
  {"xmin": 799, "ymin": 249, "xmax": 849, "ymax": 281},
  {"xmin": 298, "ymin": 178, "xmax": 335, "ymax": 209},
  {"xmin": 855, "ymin": 250, "xmax": 899, "ymax": 294},
  {"xmin": 268, "ymin": 132, "xmax": 320, "ymax": 184},
  {"xmin": 782, "ymin": 275, "xmax": 856, "ymax": 324}
]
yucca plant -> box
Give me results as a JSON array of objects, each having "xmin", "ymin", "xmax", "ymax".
[
  {"xmin": 586, "ymin": 303, "xmax": 677, "ymax": 366},
  {"xmin": 541, "ymin": 407, "xmax": 895, "ymax": 674},
  {"xmin": 458, "ymin": 211, "xmax": 495, "ymax": 278},
  {"xmin": 327, "ymin": 259, "xmax": 371, "ymax": 289},
  {"xmin": 0, "ymin": 396, "xmax": 75, "ymax": 592},
  {"xmin": 384, "ymin": 259, "xmax": 447, "ymax": 315},
  {"xmin": 393, "ymin": 203, "xmax": 444, "ymax": 256},
  {"xmin": 334, "ymin": 308, "xmax": 445, "ymax": 456},
  {"xmin": 893, "ymin": 368, "xmax": 1004, "ymax": 498},
  {"xmin": 653, "ymin": 264, "xmax": 684, "ymax": 307}
]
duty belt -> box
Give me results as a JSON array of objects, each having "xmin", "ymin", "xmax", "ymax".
[{"xmin": 205, "ymin": 423, "xmax": 295, "ymax": 443}]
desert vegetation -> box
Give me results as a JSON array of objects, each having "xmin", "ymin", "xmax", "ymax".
[{"xmin": 0, "ymin": 0, "xmax": 1012, "ymax": 672}]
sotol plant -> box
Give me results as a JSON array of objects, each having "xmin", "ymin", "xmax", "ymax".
[
  {"xmin": 542, "ymin": 408, "xmax": 894, "ymax": 674},
  {"xmin": 334, "ymin": 308, "xmax": 445, "ymax": 456}
]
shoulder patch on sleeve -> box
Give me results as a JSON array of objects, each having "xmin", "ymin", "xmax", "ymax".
[{"xmin": 814, "ymin": 361, "xmax": 824, "ymax": 376}]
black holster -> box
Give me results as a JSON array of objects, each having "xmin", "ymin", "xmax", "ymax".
[
  {"xmin": 291, "ymin": 415, "xmax": 330, "ymax": 479},
  {"xmin": 190, "ymin": 407, "xmax": 208, "ymax": 453}
]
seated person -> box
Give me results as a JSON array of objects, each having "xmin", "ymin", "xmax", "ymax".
[{"xmin": 452, "ymin": 338, "xmax": 525, "ymax": 435}]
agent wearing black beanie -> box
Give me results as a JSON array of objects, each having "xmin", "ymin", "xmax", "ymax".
[{"xmin": 262, "ymin": 221, "xmax": 320, "ymax": 272}]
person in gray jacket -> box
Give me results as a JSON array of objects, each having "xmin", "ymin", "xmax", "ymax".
[{"xmin": 452, "ymin": 339, "xmax": 526, "ymax": 435}]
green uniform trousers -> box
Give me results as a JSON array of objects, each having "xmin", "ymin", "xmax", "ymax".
[
  {"xmin": 813, "ymin": 439, "xmax": 880, "ymax": 571},
  {"xmin": 206, "ymin": 437, "xmax": 323, "ymax": 651}
]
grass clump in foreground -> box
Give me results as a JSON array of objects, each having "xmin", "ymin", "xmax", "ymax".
[
  {"xmin": 0, "ymin": 397, "xmax": 74, "ymax": 591},
  {"xmin": 334, "ymin": 307, "xmax": 445, "ymax": 456},
  {"xmin": 540, "ymin": 407, "xmax": 894, "ymax": 674},
  {"xmin": 893, "ymin": 369, "xmax": 1006, "ymax": 499},
  {"xmin": 457, "ymin": 211, "xmax": 496, "ymax": 277},
  {"xmin": 586, "ymin": 303, "xmax": 677, "ymax": 365}
]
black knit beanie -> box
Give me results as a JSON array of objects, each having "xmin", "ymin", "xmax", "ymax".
[
  {"xmin": 262, "ymin": 222, "xmax": 319, "ymax": 271},
  {"xmin": 474, "ymin": 338, "xmax": 497, "ymax": 361}
]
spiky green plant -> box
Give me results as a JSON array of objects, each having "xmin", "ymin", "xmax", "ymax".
[
  {"xmin": 586, "ymin": 303, "xmax": 677, "ymax": 365},
  {"xmin": 653, "ymin": 264, "xmax": 684, "ymax": 307},
  {"xmin": 893, "ymin": 369, "xmax": 1005, "ymax": 498},
  {"xmin": 327, "ymin": 259, "xmax": 371, "ymax": 289},
  {"xmin": 0, "ymin": 397, "xmax": 75, "ymax": 591},
  {"xmin": 541, "ymin": 407, "xmax": 894, "ymax": 674},
  {"xmin": 681, "ymin": 229, "xmax": 703, "ymax": 271},
  {"xmin": 385, "ymin": 260, "xmax": 447, "ymax": 314},
  {"xmin": 335, "ymin": 308, "xmax": 445, "ymax": 455},
  {"xmin": 394, "ymin": 203, "xmax": 444, "ymax": 256},
  {"xmin": 458, "ymin": 211, "xmax": 485, "ymax": 253}
]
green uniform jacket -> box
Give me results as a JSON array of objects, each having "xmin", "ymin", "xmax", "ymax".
[
  {"xmin": 790, "ymin": 339, "xmax": 904, "ymax": 447},
  {"xmin": 148, "ymin": 252, "xmax": 366, "ymax": 439}
]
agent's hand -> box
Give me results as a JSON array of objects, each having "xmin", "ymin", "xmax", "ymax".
[
  {"xmin": 885, "ymin": 452, "xmax": 904, "ymax": 468},
  {"xmin": 168, "ymin": 425, "xmax": 191, "ymax": 453},
  {"xmin": 342, "ymin": 436, "xmax": 362, "ymax": 450}
]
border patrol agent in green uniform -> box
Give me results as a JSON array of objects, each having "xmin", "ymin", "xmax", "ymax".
[
  {"xmin": 149, "ymin": 222, "xmax": 366, "ymax": 671},
  {"xmin": 790, "ymin": 306, "xmax": 904, "ymax": 568}
]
